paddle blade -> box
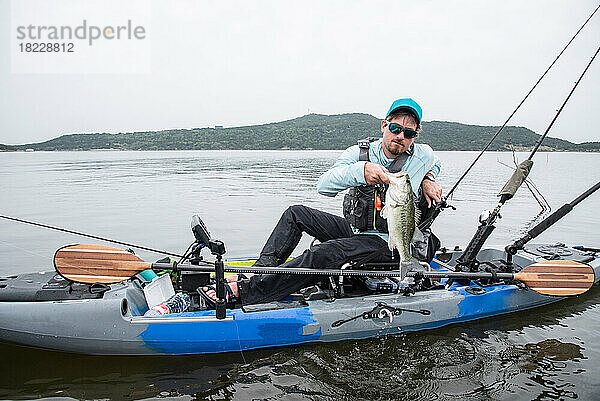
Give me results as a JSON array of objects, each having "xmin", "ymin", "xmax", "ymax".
[
  {"xmin": 515, "ymin": 260, "xmax": 595, "ymax": 296},
  {"xmin": 54, "ymin": 244, "xmax": 151, "ymax": 284}
]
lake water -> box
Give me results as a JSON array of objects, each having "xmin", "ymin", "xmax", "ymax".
[{"xmin": 1, "ymin": 150, "xmax": 599, "ymax": 400}]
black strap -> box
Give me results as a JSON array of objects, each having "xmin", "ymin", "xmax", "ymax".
[
  {"xmin": 388, "ymin": 152, "xmax": 409, "ymax": 173},
  {"xmin": 358, "ymin": 137, "xmax": 378, "ymax": 161},
  {"xmin": 357, "ymin": 139, "xmax": 412, "ymax": 172},
  {"xmin": 388, "ymin": 143, "xmax": 413, "ymax": 173}
]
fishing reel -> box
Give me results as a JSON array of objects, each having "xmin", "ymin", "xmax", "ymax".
[
  {"xmin": 478, "ymin": 210, "xmax": 493, "ymax": 224},
  {"xmin": 418, "ymin": 197, "xmax": 455, "ymax": 231}
]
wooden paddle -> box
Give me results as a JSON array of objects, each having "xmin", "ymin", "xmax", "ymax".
[
  {"xmin": 424, "ymin": 259, "xmax": 595, "ymax": 296},
  {"xmin": 54, "ymin": 244, "xmax": 153, "ymax": 283},
  {"xmin": 54, "ymin": 244, "xmax": 596, "ymax": 296}
]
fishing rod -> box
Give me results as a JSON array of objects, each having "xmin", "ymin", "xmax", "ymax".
[
  {"xmin": 456, "ymin": 44, "xmax": 600, "ymax": 272},
  {"xmin": 0, "ymin": 214, "xmax": 184, "ymax": 258},
  {"xmin": 505, "ymin": 180, "xmax": 600, "ymax": 262},
  {"xmin": 418, "ymin": 4, "xmax": 600, "ymax": 231}
]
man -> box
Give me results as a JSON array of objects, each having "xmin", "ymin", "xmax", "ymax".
[{"xmin": 200, "ymin": 98, "xmax": 442, "ymax": 306}]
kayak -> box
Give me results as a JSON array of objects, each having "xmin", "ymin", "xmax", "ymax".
[
  {"xmin": 1, "ymin": 32, "xmax": 597, "ymax": 356},
  {"xmin": 0, "ymin": 243, "xmax": 597, "ymax": 355}
]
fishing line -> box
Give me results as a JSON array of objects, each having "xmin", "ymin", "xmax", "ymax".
[
  {"xmin": 497, "ymin": 160, "xmax": 549, "ymax": 211},
  {"xmin": 445, "ymin": 3, "xmax": 600, "ymax": 199},
  {"xmin": 5, "ymin": 7, "xmax": 599, "ymax": 267},
  {"xmin": 455, "ymin": 46, "xmax": 600, "ymax": 269},
  {"xmin": 0, "ymin": 214, "xmax": 184, "ymax": 258},
  {"xmin": 234, "ymin": 321, "xmax": 247, "ymax": 364},
  {"xmin": 419, "ymin": 7, "xmax": 600, "ymax": 232},
  {"xmin": 528, "ymin": 44, "xmax": 600, "ymax": 160},
  {"xmin": 508, "ymin": 151, "xmax": 550, "ymax": 211}
]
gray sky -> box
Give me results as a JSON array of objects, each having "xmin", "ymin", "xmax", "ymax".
[{"xmin": 1, "ymin": 0, "xmax": 599, "ymax": 145}]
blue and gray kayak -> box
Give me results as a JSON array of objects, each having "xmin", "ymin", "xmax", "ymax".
[{"xmin": 0, "ymin": 243, "xmax": 597, "ymax": 356}]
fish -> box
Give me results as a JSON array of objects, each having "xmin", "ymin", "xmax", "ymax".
[{"xmin": 380, "ymin": 171, "xmax": 424, "ymax": 277}]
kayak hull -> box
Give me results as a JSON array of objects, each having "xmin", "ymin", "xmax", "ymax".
[{"xmin": 0, "ymin": 246, "xmax": 598, "ymax": 355}]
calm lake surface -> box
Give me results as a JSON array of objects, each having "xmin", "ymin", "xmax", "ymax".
[{"xmin": 1, "ymin": 150, "xmax": 599, "ymax": 400}]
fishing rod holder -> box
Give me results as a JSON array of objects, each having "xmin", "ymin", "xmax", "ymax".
[{"xmin": 504, "ymin": 180, "xmax": 600, "ymax": 265}]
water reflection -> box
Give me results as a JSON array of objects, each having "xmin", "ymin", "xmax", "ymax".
[{"xmin": 523, "ymin": 339, "xmax": 584, "ymax": 366}]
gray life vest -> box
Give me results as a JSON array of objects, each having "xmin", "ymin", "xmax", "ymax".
[{"xmin": 342, "ymin": 138, "xmax": 411, "ymax": 233}]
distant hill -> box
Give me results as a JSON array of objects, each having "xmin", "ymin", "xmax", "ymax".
[{"xmin": 2, "ymin": 113, "xmax": 599, "ymax": 152}]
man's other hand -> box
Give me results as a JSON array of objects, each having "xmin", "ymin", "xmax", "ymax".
[
  {"xmin": 422, "ymin": 179, "xmax": 442, "ymax": 207},
  {"xmin": 364, "ymin": 162, "xmax": 390, "ymax": 185}
]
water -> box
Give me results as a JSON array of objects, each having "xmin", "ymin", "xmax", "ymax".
[{"xmin": 1, "ymin": 150, "xmax": 599, "ymax": 400}]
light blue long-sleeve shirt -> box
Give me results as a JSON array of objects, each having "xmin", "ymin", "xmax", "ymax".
[
  {"xmin": 317, "ymin": 139, "xmax": 441, "ymax": 197},
  {"xmin": 316, "ymin": 139, "xmax": 441, "ymax": 239}
]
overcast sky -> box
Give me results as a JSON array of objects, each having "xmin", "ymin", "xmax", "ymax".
[{"xmin": 1, "ymin": 0, "xmax": 599, "ymax": 145}]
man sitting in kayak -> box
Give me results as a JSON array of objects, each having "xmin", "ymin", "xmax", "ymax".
[{"xmin": 200, "ymin": 98, "xmax": 442, "ymax": 306}]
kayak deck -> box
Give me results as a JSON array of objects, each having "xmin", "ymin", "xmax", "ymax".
[{"xmin": 0, "ymin": 244, "xmax": 598, "ymax": 355}]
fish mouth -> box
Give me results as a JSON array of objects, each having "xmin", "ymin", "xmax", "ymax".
[{"xmin": 387, "ymin": 171, "xmax": 408, "ymax": 178}]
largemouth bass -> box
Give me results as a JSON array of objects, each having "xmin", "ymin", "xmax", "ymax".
[{"xmin": 380, "ymin": 171, "xmax": 424, "ymax": 275}]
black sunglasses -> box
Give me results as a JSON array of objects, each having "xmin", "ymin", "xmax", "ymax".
[{"xmin": 385, "ymin": 122, "xmax": 419, "ymax": 139}]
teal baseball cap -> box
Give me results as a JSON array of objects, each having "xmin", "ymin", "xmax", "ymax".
[{"xmin": 386, "ymin": 98, "xmax": 422, "ymax": 124}]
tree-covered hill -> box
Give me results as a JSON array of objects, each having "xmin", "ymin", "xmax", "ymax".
[{"xmin": 2, "ymin": 113, "xmax": 598, "ymax": 151}]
